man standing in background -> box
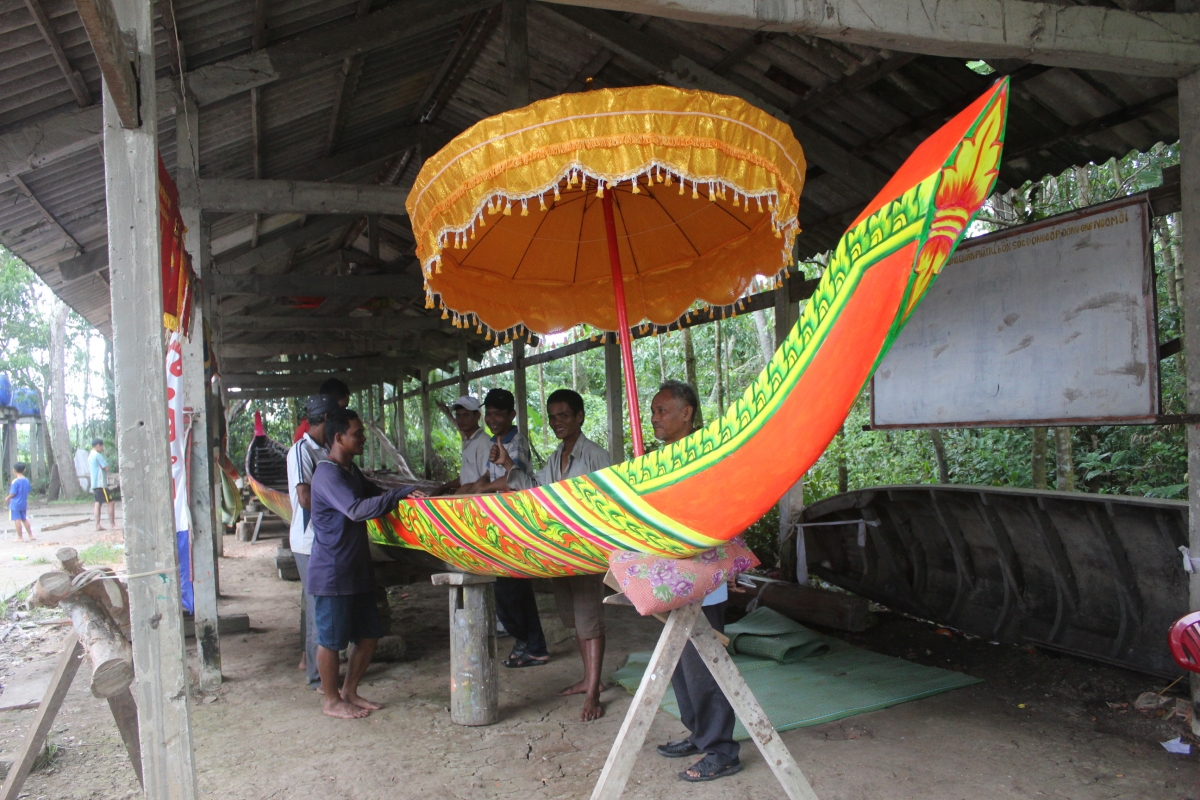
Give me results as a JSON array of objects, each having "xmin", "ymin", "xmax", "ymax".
[
  {"xmin": 88, "ymin": 439, "xmax": 115, "ymax": 531},
  {"xmin": 288, "ymin": 394, "xmax": 336, "ymax": 689}
]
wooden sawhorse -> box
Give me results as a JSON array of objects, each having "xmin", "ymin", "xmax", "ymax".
[{"xmin": 591, "ymin": 598, "xmax": 820, "ymax": 800}]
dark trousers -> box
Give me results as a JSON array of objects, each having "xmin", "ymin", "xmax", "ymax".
[
  {"xmin": 494, "ymin": 577, "xmax": 548, "ymax": 658},
  {"xmin": 671, "ymin": 602, "xmax": 739, "ymax": 760}
]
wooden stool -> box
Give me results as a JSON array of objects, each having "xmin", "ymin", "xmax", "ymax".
[
  {"xmin": 431, "ymin": 572, "xmax": 498, "ymax": 726},
  {"xmin": 591, "ymin": 596, "xmax": 819, "ymax": 800}
]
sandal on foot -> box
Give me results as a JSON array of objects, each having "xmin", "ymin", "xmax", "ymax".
[
  {"xmin": 656, "ymin": 739, "xmax": 700, "ymax": 758},
  {"xmin": 501, "ymin": 652, "xmax": 548, "ymax": 668},
  {"xmin": 679, "ymin": 754, "xmax": 742, "ymax": 782}
]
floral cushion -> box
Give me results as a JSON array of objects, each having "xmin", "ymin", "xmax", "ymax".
[{"xmin": 608, "ymin": 538, "xmax": 760, "ymax": 616}]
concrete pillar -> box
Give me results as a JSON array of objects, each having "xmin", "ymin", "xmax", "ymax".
[
  {"xmin": 395, "ymin": 376, "xmax": 408, "ymax": 461},
  {"xmin": 1179, "ymin": 66, "xmax": 1200, "ymax": 733},
  {"xmin": 104, "ymin": 0, "xmax": 198, "ymax": 789},
  {"xmin": 775, "ymin": 277, "xmax": 805, "ymax": 580},
  {"xmin": 177, "ymin": 92, "xmax": 221, "ymax": 690}
]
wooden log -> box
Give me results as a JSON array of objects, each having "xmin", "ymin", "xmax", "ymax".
[
  {"xmin": 106, "ymin": 687, "xmax": 142, "ymax": 787},
  {"xmin": 31, "ymin": 571, "xmax": 72, "ymax": 608},
  {"xmin": 727, "ymin": 579, "xmax": 876, "ymax": 632},
  {"xmin": 62, "ymin": 594, "xmax": 134, "ymax": 698},
  {"xmin": 433, "ymin": 573, "xmax": 498, "ymax": 726},
  {"xmin": 0, "ymin": 640, "xmax": 83, "ymax": 800},
  {"xmin": 56, "ymin": 547, "xmax": 83, "ymax": 575}
]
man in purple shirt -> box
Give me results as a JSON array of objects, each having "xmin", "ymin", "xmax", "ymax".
[{"xmin": 309, "ymin": 408, "xmax": 425, "ymax": 719}]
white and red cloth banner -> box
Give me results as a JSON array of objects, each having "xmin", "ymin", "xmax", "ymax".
[{"xmin": 166, "ymin": 332, "xmax": 194, "ymax": 613}]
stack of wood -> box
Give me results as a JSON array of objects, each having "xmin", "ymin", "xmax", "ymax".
[
  {"xmin": 31, "ymin": 548, "xmax": 134, "ymax": 698},
  {"xmin": 0, "ymin": 547, "xmax": 144, "ymax": 799}
]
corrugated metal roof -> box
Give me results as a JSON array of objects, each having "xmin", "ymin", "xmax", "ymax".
[{"xmin": 0, "ymin": 0, "xmax": 1182, "ymax": 377}]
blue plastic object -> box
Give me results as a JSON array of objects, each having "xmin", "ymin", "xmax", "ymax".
[
  {"xmin": 11, "ymin": 387, "xmax": 40, "ymax": 416},
  {"xmin": 0, "ymin": 373, "xmax": 11, "ymax": 408}
]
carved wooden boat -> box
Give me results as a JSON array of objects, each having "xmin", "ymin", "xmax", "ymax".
[
  {"xmin": 244, "ymin": 412, "xmax": 292, "ymax": 521},
  {"xmin": 800, "ymin": 485, "xmax": 1188, "ymax": 677}
]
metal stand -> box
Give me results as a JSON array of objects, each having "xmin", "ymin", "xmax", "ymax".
[{"xmin": 590, "ymin": 598, "xmax": 819, "ymax": 800}]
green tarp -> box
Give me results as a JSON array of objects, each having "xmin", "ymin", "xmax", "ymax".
[{"xmin": 611, "ymin": 608, "xmax": 982, "ymax": 741}]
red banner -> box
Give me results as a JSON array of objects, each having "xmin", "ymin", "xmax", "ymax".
[{"xmin": 158, "ymin": 155, "xmax": 195, "ymax": 335}]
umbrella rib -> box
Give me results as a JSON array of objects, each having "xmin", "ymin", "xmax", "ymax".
[
  {"xmin": 511, "ymin": 201, "xmax": 556, "ymax": 280},
  {"xmin": 646, "ymin": 184, "xmax": 701, "ymax": 258},
  {"xmin": 708, "ymin": 192, "xmax": 754, "ymax": 233},
  {"xmin": 612, "ymin": 190, "xmax": 644, "ymax": 277},
  {"xmin": 573, "ymin": 190, "xmax": 591, "ymax": 284}
]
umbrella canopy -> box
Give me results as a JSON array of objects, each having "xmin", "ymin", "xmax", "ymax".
[{"xmin": 406, "ymin": 86, "xmax": 806, "ymax": 337}]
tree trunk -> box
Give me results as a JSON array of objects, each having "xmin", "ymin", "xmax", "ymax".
[
  {"xmin": 537, "ymin": 360, "xmax": 548, "ymax": 448},
  {"xmin": 656, "ymin": 336, "xmax": 666, "ymax": 384},
  {"xmin": 104, "ymin": 336, "xmax": 116, "ymax": 442},
  {"xmin": 1159, "ymin": 217, "xmax": 1179, "ymax": 308},
  {"xmin": 46, "ymin": 299, "xmax": 81, "ymax": 500},
  {"xmin": 751, "ymin": 309, "xmax": 775, "ymax": 366},
  {"xmin": 1031, "ymin": 427, "xmax": 1048, "ymax": 489},
  {"xmin": 683, "ymin": 326, "xmax": 702, "ymax": 427},
  {"xmin": 836, "ymin": 426, "xmax": 848, "ymax": 494},
  {"xmin": 929, "ymin": 429, "xmax": 949, "ymax": 483},
  {"xmin": 1054, "ymin": 427, "xmax": 1075, "ymax": 491},
  {"xmin": 714, "ymin": 319, "xmax": 725, "ymax": 416}
]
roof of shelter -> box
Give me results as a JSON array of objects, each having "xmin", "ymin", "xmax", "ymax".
[{"xmin": 0, "ymin": 0, "xmax": 1182, "ymax": 394}]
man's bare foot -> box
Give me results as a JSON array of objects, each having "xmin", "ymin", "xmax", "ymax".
[
  {"xmin": 342, "ymin": 691, "xmax": 382, "ymax": 711},
  {"xmin": 298, "ymin": 653, "xmax": 306, "ymax": 670},
  {"xmin": 323, "ymin": 698, "xmax": 369, "ymax": 719},
  {"xmin": 558, "ymin": 679, "xmax": 609, "ymax": 697},
  {"xmin": 581, "ymin": 694, "xmax": 605, "ymax": 721}
]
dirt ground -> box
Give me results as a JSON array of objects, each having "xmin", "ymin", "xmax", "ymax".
[{"xmin": 1, "ymin": 522, "xmax": 1198, "ymax": 800}]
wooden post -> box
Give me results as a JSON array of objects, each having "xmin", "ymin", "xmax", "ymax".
[
  {"xmin": 177, "ymin": 92, "xmax": 222, "ymax": 690},
  {"xmin": 432, "ymin": 572, "xmax": 498, "ymax": 726},
  {"xmin": 775, "ymin": 276, "xmax": 805, "ymax": 578},
  {"xmin": 395, "ymin": 376, "xmax": 408, "ymax": 462},
  {"xmin": 420, "ymin": 368, "xmax": 433, "ymax": 480},
  {"xmin": 458, "ymin": 347, "xmax": 469, "ymax": 396},
  {"xmin": 1180, "ymin": 66, "xmax": 1200, "ymax": 736},
  {"xmin": 103, "ymin": 0, "xmax": 199, "ymax": 789},
  {"xmin": 513, "ymin": 339, "xmax": 529, "ymax": 443},
  {"xmin": 503, "ymin": 0, "xmax": 529, "ymax": 109},
  {"xmin": 604, "ymin": 339, "xmax": 624, "ymax": 463}
]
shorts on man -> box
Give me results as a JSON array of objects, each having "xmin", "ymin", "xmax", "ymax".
[
  {"xmin": 93, "ymin": 487, "xmax": 109, "ymax": 504},
  {"xmin": 10, "ymin": 508, "xmax": 26, "ymax": 521},
  {"xmin": 314, "ymin": 593, "xmax": 384, "ymax": 652},
  {"xmin": 553, "ymin": 574, "xmax": 606, "ymax": 639}
]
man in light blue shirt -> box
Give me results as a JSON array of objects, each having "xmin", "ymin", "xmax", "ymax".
[
  {"xmin": 649, "ymin": 381, "xmax": 740, "ymax": 782},
  {"xmin": 88, "ymin": 439, "xmax": 115, "ymax": 530}
]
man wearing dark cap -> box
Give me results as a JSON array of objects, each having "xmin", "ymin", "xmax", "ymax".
[
  {"xmin": 287, "ymin": 394, "xmax": 336, "ymax": 688},
  {"xmin": 294, "ymin": 378, "xmax": 351, "ymax": 443},
  {"xmin": 477, "ymin": 388, "xmax": 531, "ymax": 493},
  {"xmin": 477, "ymin": 387, "xmax": 547, "ymax": 668}
]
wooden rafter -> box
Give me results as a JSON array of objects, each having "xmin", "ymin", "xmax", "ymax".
[
  {"xmin": 252, "ymin": 0, "xmax": 268, "ymax": 51},
  {"xmin": 11, "ymin": 175, "xmax": 80, "ymax": 254},
  {"xmin": 75, "ymin": 0, "xmax": 138, "ymax": 127},
  {"xmin": 22, "ymin": 0, "xmax": 90, "ymax": 107},
  {"xmin": 786, "ymin": 51, "xmax": 919, "ymax": 119}
]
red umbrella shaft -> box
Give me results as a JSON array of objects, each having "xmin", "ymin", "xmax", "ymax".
[{"xmin": 601, "ymin": 190, "xmax": 645, "ymax": 457}]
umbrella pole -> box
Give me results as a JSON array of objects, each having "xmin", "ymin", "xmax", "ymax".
[{"xmin": 601, "ymin": 190, "xmax": 645, "ymax": 457}]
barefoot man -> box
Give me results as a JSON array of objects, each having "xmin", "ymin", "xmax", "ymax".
[
  {"xmin": 492, "ymin": 389, "xmax": 613, "ymax": 720},
  {"xmin": 308, "ymin": 407, "xmax": 426, "ymax": 718}
]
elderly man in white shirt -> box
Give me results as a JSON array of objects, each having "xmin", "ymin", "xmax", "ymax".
[
  {"xmin": 492, "ymin": 389, "xmax": 612, "ymax": 721},
  {"xmin": 287, "ymin": 394, "xmax": 336, "ymax": 689}
]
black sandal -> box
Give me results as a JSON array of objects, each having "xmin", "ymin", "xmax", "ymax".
[
  {"xmin": 501, "ymin": 651, "xmax": 549, "ymax": 668},
  {"xmin": 679, "ymin": 754, "xmax": 742, "ymax": 782},
  {"xmin": 656, "ymin": 739, "xmax": 700, "ymax": 758}
]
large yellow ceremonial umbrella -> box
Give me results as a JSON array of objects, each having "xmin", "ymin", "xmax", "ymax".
[{"xmin": 406, "ymin": 86, "xmax": 806, "ymax": 455}]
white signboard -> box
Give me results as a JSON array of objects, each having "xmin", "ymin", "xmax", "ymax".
[{"xmin": 872, "ymin": 196, "xmax": 1158, "ymax": 428}]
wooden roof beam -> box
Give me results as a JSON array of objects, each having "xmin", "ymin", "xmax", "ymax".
[
  {"xmin": 211, "ymin": 273, "xmax": 423, "ymax": 297},
  {"xmin": 220, "ymin": 354, "xmax": 420, "ymax": 372},
  {"xmin": 200, "ymin": 179, "xmax": 409, "ymax": 216},
  {"xmin": 22, "ymin": 0, "xmax": 91, "ymax": 107},
  {"xmin": 539, "ymin": 0, "xmax": 1200, "ymax": 78},
  {"xmin": 217, "ymin": 315, "xmax": 447, "ymax": 333},
  {"xmin": 75, "ymin": 0, "xmax": 139, "ymax": 127},
  {"xmin": 11, "ymin": 175, "xmax": 81, "ymax": 255}
]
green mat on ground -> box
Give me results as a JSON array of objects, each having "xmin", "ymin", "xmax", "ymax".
[{"xmin": 611, "ymin": 609, "xmax": 982, "ymax": 741}]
